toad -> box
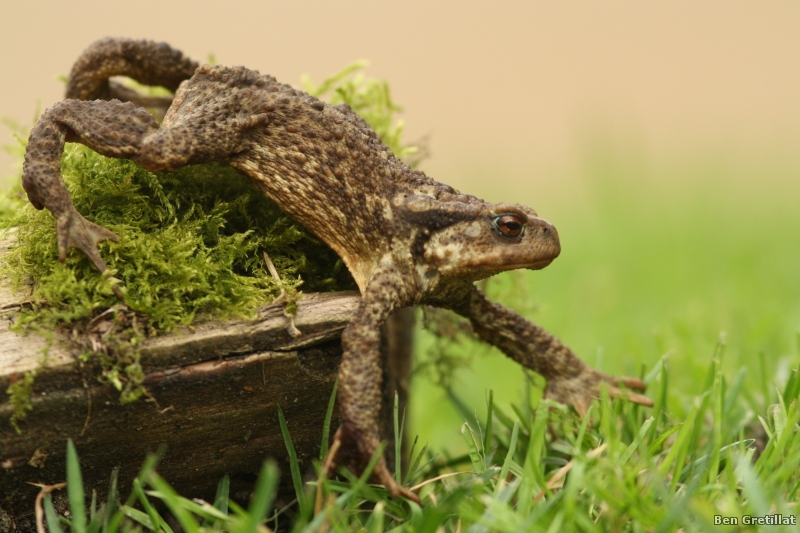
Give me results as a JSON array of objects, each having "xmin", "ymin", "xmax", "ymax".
[{"xmin": 22, "ymin": 38, "xmax": 652, "ymax": 502}]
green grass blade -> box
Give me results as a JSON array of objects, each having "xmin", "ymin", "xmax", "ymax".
[
  {"xmin": 723, "ymin": 367, "xmax": 747, "ymax": 417},
  {"xmin": 620, "ymin": 417, "xmax": 654, "ymax": 465},
  {"xmin": 484, "ymin": 389, "xmax": 494, "ymax": 454},
  {"xmin": 102, "ymin": 467, "xmax": 119, "ymax": 532},
  {"xmin": 124, "ymin": 448, "xmax": 164, "ymax": 507},
  {"xmin": 735, "ymin": 457, "xmax": 771, "ymax": 517},
  {"xmin": 652, "ymin": 357, "xmax": 669, "ymax": 428},
  {"xmin": 574, "ymin": 403, "xmax": 594, "ymax": 452},
  {"xmin": 245, "ymin": 460, "xmax": 280, "ymax": 532},
  {"xmin": 647, "ymin": 422, "xmax": 683, "ymax": 456},
  {"xmin": 446, "ymin": 387, "xmax": 477, "ymax": 423},
  {"xmin": 510, "ymin": 403, "xmax": 532, "ymax": 436},
  {"xmin": 495, "ymin": 420, "xmax": 519, "ymax": 495},
  {"xmin": 664, "ymin": 400, "xmax": 701, "ymax": 490},
  {"xmin": 405, "ymin": 439, "xmax": 428, "ymax": 485},
  {"xmin": 144, "ymin": 473, "xmax": 200, "ymax": 533},
  {"xmin": 782, "ymin": 365, "xmax": 799, "ymax": 401},
  {"xmin": 772, "ymin": 402, "xmax": 787, "ymax": 441},
  {"xmin": 788, "ymin": 476, "xmax": 800, "ymax": 501},
  {"xmin": 66, "ymin": 439, "xmax": 87, "ymax": 533},
  {"xmin": 104, "ymin": 506, "xmax": 126, "ymax": 533},
  {"xmin": 519, "ymin": 401, "xmax": 550, "ymax": 515},
  {"xmin": 144, "ymin": 489, "xmax": 228, "ymax": 522},
  {"xmin": 365, "ymin": 501, "xmax": 386, "ymax": 533},
  {"xmin": 490, "ymin": 402, "xmax": 516, "ymax": 431},
  {"xmin": 119, "ymin": 506, "xmax": 155, "ymax": 530},
  {"xmin": 44, "ymin": 494, "xmax": 66, "ymax": 533},
  {"xmin": 707, "ymin": 358, "xmax": 724, "ymax": 484},
  {"xmin": 277, "ymin": 405, "xmax": 309, "ymax": 516},
  {"xmin": 762, "ymin": 398, "xmax": 800, "ymax": 469},
  {"xmin": 598, "ymin": 387, "xmax": 618, "ymax": 455},
  {"xmin": 394, "ymin": 391, "xmax": 403, "ymax": 484},
  {"xmin": 461, "ymin": 422, "xmax": 485, "ymax": 474},
  {"xmin": 403, "ymin": 435, "xmax": 419, "ymax": 485},
  {"xmin": 213, "ymin": 474, "xmax": 230, "ymax": 514},
  {"xmin": 87, "ymin": 491, "xmax": 103, "ymax": 533},
  {"xmin": 320, "ymin": 379, "xmax": 338, "ymax": 462},
  {"xmin": 679, "ymin": 439, "xmax": 755, "ymax": 481},
  {"xmin": 132, "ymin": 478, "xmax": 165, "ymax": 533}
]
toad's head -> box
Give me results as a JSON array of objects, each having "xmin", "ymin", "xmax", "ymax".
[{"xmin": 396, "ymin": 194, "xmax": 560, "ymax": 284}]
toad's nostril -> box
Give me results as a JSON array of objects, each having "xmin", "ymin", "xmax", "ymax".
[{"xmin": 539, "ymin": 222, "xmax": 560, "ymax": 248}]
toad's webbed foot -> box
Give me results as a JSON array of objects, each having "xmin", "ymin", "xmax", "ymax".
[
  {"xmin": 56, "ymin": 208, "xmax": 122, "ymax": 298},
  {"xmin": 323, "ymin": 426, "xmax": 420, "ymax": 504},
  {"xmin": 543, "ymin": 367, "xmax": 651, "ymax": 417},
  {"xmin": 449, "ymin": 286, "xmax": 653, "ymax": 415}
]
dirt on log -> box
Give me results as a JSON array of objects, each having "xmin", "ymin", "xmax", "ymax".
[{"xmin": 0, "ymin": 253, "xmax": 413, "ymax": 525}]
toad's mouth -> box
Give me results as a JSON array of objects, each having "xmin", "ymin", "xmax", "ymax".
[
  {"xmin": 475, "ymin": 256, "xmax": 556, "ymax": 275},
  {"xmin": 526, "ymin": 257, "xmax": 556, "ymax": 271},
  {"xmin": 495, "ymin": 257, "xmax": 555, "ymax": 272}
]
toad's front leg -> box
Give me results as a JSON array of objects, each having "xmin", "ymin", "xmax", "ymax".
[
  {"xmin": 450, "ymin": 287, "xmax": 652, "ymax": 416},
  {"xmin": 323, "ymin": 263, "xmax": 420, "ymax": 503},
  {"xmin": 22, "ymin": 97, "xmax": 266, "ymax": 295},
  {"xmin": 22, "ymin": 100, "xmax": 164, "ymax": 297}
]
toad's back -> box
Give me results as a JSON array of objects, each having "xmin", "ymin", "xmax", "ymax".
[{"xmin": 161, "ymin": 65, "xmax": 410, "ymax": 265}]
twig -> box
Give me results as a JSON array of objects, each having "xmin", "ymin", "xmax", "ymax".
[
  {"xmin": 410, "ymin": 471, "xmax": 472, "ymax": 492},
  {"xmin": 315, "ymin": 438, "xmax": 341, "ymax": 533},
  {"xmin": 263, "ymin": 252, "xmax": 301, "ymax": 337},
  {"xmin": 29, "ymin": 481, "xmax": 66, "ymax": 533},
  {"xmin": 533, "ymin": 442, "xmax": 608, "ymax": 503},
  {"xmin": 79, "ymin": 361, "xmax": 92, "ymax": 437}
]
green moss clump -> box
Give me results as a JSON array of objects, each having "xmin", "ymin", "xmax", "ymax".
[
  {"xmin": 6, "ymin": 369, "xmax": 36, "ymax": 431},
  {"xmin": 7, "ymin": 152, "xmax": 352, "ymax": 329},
  {"xmin": 3, "ymin": 62, "xmax": 421, "ymax": 429}
]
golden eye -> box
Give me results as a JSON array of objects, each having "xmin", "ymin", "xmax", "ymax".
[{"xmin": 494, "ymin": 215, "xmax": 523, "ymax": 238}]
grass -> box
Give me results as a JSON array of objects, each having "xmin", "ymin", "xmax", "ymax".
[{"xmin": 35, "ymin": 357, "xmax": 800, "ymax": 531}]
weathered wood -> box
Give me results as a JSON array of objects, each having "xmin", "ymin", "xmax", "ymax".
[{"xmin": 0, "ymin": 244, "xmax": 412, "ymax": 523}]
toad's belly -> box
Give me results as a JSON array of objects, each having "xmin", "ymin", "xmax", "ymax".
[{"xmin": 231, "ymin": 156, "xmax": 393, "ymax": 292}]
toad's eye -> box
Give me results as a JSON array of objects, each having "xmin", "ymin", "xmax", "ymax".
[{"xmin": 494, "ymin": 215, "xmax": 523, "ymax": 238}]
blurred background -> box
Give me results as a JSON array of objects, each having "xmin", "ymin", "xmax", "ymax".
[{"xmin": 2, "ymin": 1, "xmax": 799, "ymax": 451}]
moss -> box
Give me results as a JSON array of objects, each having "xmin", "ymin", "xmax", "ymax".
[
  {"xmin": 6, "ymin": 369, "xmax": 36, "ymax": 433},
  {"xmin": 7, "ymin": 153, "xmax": 351, "ymax": 325},
  {"xmin": 0, "ymin": 119, "xmax": 29, "ymax": 217},
  {"xmin": 3, "ymin": 62, "xmax": 421, "ymax": 428}
]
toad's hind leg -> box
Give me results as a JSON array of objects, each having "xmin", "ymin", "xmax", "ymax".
[{"xmin": 66, "ymin": 38, "xmax": 199, "ymax": 115}]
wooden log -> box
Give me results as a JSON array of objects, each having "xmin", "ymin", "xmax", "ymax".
[{"xmin": 0, "ymin": 239, "xmax": 413, "ymax": 524}]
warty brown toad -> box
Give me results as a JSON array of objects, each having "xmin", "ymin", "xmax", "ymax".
[{"xmin": 22, "ymin": 38, "xmax": 653, "ymax": 503}]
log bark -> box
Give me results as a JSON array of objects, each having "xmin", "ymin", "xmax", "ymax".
[{"xmin": 0, "ymin": 242, "xmax": 413, "ymax": 525}]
